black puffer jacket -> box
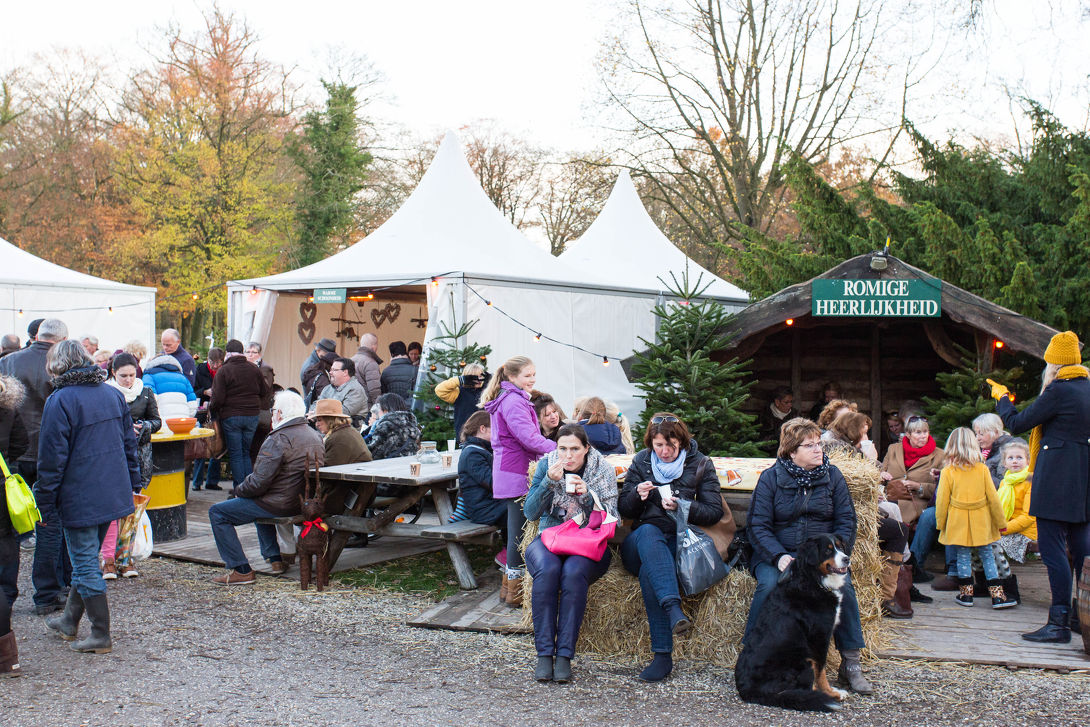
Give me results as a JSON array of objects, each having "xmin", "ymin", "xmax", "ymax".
[
  {"xmin": 618, "ymin": 441, "xmax": 723, "ymax": 535},
  {"xmin": 380, "ymin": 357, "xmax": 417, "ymax": 399},
  {"xmin": 748, "ymin": 459, "xmax": 857, "ymax": 567}
]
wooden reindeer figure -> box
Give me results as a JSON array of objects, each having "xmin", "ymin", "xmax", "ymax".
[{"xmin": 296, "ymin": 455, "xmax": 330, "ymax": 591}]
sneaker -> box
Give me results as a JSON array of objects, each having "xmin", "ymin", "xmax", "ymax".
[
  {"xmin": 909, "ymin": 585, "xmax": 934, "ymax": 604},
  {"xmin": 268, "ymin": 561, "xmax": 288, "ymax": 575},
  {"xmin": 205, "ymin": 483, "xmax": 223, "ymax": 491},
  {"xmin": 212, "ymin": 569, "xmax": 256, "ymax": 586},
  {"xmin": 101, "ymin": 561, "xmax": 118, "ymax": 580},
  {"xmin": 494, "ymin": 549, "xmax": 507, "ymax": 568},
  {"xmin": 120, "ymin": 565, "xmax": 139, "ymax": 578}
]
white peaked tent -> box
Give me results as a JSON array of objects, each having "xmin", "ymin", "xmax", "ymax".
[
  {"xmin": 228, "ymin": 132, "xmax": 745, "ymax": 421},
  {"xmin": 561, "ymin": 170, "xmax": 748, "ymax": 301},
  {"xmin": 1, "ymin": 236, "xmax": 156, "ymax": 353}
]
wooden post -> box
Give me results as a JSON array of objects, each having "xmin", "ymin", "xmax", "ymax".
[
  {"xmin": 791, "ymin": 328, "xmax": 802, "ymax": 401},
  {"xmin": 430, "ymin": 486, "xmax": 478, "ymax": 590},
  {"xmin": 870, "ymin": 326, "xmax": 882, "ymax": 430}
]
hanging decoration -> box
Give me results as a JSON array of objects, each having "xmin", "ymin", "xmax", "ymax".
[
  {"xmin": 297, "ymin": 301, "xmax": 318, "ymax": 344},
  {"xmin": 370, "ymin": 302, "xmax": 402, "ymax": 328}
]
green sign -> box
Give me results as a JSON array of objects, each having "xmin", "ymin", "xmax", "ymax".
[
  {"xmin": 313, "ymin": 287, "xmax": 346, "ymax": 304},
  {"xmin": 811, "ymin": 279, "xmax": 941, "ymax": 317}
]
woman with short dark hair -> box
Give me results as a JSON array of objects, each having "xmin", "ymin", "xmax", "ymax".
[{"xmin": 617, "ymin": 413, "xmax": 723, "ymax": 682}]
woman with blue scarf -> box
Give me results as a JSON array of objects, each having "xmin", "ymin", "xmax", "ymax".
[{"xmin": 618, "ymin": 413, "xmax": 723, "ymax": 682}]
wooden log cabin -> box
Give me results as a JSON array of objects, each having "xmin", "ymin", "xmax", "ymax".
[{"xmin": 624, "ymin": 252, "xmax": 1062, "ymax": 445}]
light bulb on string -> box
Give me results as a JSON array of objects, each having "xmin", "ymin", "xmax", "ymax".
[
  {"xmin": 602, "ymin": 356, "xmax": 610, "ymax": 367},
  {"xmin": 485, "ymin": 299, "xmax": 493, "ymax": 307},
  {"xmin": 431, "ymin": 277, "xmax": 439, "ymax": 287},
  {"xmin": 249, "ymin": 286, "xmax": 258, "ymax": 296},
  {"xmin": 534, "ymin": 333, "xmax": 541, "ymax": 342},
  {"xmin": 994, "ymin": 340, "xmax": 1004, "ymax": 350},
  {"xmin": 17, "ymin": 309, "xmax": 23, "ymax": 317},
  {"xmin": 108, "ymin": 306, "xmax": 114, "ymax": 314},
  {"xmin": 785, "ymin": 318, "xmax": 794, "ymax": 326},
  {"xmin": 192, "ymin": 292, "xmax": 199, "ymax": 301}
]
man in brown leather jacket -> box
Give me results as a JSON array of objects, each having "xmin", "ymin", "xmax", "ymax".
[{"xmin": 208, "ymin": 391, "xmax": 324, "ymax": 585}]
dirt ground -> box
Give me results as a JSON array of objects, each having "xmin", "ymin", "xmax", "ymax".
[{"xmin": 5, "ymin": 553, "xmax": 1089, "ymax": 727}]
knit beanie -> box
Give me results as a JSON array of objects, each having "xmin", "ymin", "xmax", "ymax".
[{"xmin": 1044, "ymin": 331, "xmax": 1081, "ymax": 366}]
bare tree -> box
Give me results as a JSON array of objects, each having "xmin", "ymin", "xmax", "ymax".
[
  {"xmin": 602, "ymin": 0, "xmax": 897, "ymax": 248},
  {"xmin": 539, "ymin": 156, "xmax": 614, "ymax": 255},
  {"xmin": 462, "ymin": 123, "xmax": 544, "ymax": 230}
]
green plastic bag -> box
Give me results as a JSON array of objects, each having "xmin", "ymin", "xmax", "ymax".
[{"xmin": 2, "ymin": 452, "xmax": 41, "ymax": 535}]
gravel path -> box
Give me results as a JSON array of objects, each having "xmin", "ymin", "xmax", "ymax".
[{"xmin": 5, "ymin": 553, "xmax": 1089, "ymax": 726}]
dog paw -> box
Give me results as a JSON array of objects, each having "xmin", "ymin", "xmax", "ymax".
[{"xmin": 832, "ymin": 687, "xmax": 849, "ymax": 701}]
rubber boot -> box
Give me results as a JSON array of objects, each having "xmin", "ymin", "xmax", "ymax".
[
  {"xmin": 1022, "ymin": 605, "xmax": 1071, "ymax": 644},
  {"xmin": 45, "ymin": 588, "xmax": 84, "ymax": 641},
  {"xmin": 836, "ymin": 649, "xmax": 873, "ymax": 694},
  {"xmin": 553, "ymin": 656, "xmax": 572, "ymax": 683},
  {"xmin": 534, "ymin": 655, "xmax": 553, "ymax": 682},
  {"xmin": 0, "ymin": 631, "xmax": 21, "ymax": 677},
  {"xmin": 71, "ymin": 594, "xmax": 112, "ymax": 654}
]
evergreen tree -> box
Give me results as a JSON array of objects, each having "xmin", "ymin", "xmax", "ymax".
[
  {"xmin": 631, "ymin": 271, "xmax": 764, "ymax": 456},
  {"xmin": 921, "ymin": 346, "xmax": 1026, "ymax": 444},
  {"xmin": 414, "ymin": 319, "xmax": 492, "ymax": 445},
  {"xmin": 290, "ymin": 81, "xmax": 372, "ymax": 266}
]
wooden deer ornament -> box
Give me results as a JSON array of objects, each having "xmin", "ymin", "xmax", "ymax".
[{"xmin": 297, "ymin": 455, "xmax": 330, "ymax": 591}]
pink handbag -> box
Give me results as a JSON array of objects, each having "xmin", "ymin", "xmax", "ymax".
[{"xmin": 540, "ymin": 508, "xmax": 616, "ymax": 561}]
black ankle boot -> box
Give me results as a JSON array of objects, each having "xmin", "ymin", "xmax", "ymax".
[
  {"xmin": 534, "ymin": 656, "xmax": 553, "ymax": 681},
  {"xmin": 1022, "ymin": 605, "xmax": 1071, "ymax": 644},
  {"xmin": 638, "ymin": 652, "xmax": 673, "ymax": 682},
  {"xmin": 553, "ymin": 656, "xmax": 572, "ymax": 683},
  {"xmin": 907, "ymin": 554, "xmax": 933, "ymax": 583}
]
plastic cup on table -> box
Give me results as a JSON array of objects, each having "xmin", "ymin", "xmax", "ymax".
[{"xmin": 447, "ymin": 440, "xmax": 456, "ymax": 452}]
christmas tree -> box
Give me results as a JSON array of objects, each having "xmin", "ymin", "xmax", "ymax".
[
  {"xmin": 414, "ymin": 319, "xmax": 492, "ymax": 444},
  {"xmin": 631, "ymin": 270, "xmax": 765, "ymax": 456},
  {"xmin": 921, "ymin": 345, "xmax": 1027, "ymax": 444}
]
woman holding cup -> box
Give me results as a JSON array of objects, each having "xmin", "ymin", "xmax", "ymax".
[
  {"xmin": 617, "ymin": 413, "xmax": 723, "ymax": 682},
  {"xmin": 523, "ymin": 424, "xmax": 618, "ymax": 682}
]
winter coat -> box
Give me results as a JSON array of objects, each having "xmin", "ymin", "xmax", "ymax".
[
  {"xmin": 299, "ymin": 349, "xmax": 320, "ymax": 390},
  {"xmin": 526, "ymin": 447, "xmax": 619, "ymax": 531},
  {"xmin": 380, "ymin": 357, "xmax": 417, "ymax": 400},
  {"xmin": 435, "ymin": 376, "xmax": 484, "ymax": 442},
  {"xmin": 351, "ymin": 347, "xmax": 383, "ymax": 408},
  {"xmin": 936, "ymin": 463, "xmax": 1006, "ymax": 547},
  {"xmin": 106, "ymin": 379, "xmax": 162, "ymax": 490},
  {"xmin": 0, "ymin": 340, "xmax": 53, "ymax": 463},
  {"xmin": 997, "ymin": 376, "xmax": 1090, "ymax": 523},
  {"xmin": 316, "ymin": 378, "xmax": 368, "ymax": 418},
  {"xmin": 366, "ymin": 410, "xmax": 421, "ymax": 460},
  {"xmin": 209, "ymin": 355, "xmax": 269, "ymax": 420},
  {"xmin": 456, "ymin": 437, "xmax": 505, "ymax": 526},
  {"xmin": 880, "ymin": 440, "xmax": 945, "ymax": 524},
  {"xmin": 984, "ymin": 433, "xmax": 1013, "ymax": 486},
  {"xmin": 1003, "ymin": 472, "xmax": 1037, "ymax": 541},
  {"xmin": 194, "ymin": 362, "xmax": 216, "ymax": 405},
  {"xmin": 618, "ymin": 441, "xmax": 724, "ymax": 536},
  {"xmin": 302, "ymin": 360, "xmax": 331, "ymax": 408},
  {"xmin": 168, "ymin": 346, "xmax": 197, "ymax": 386},
  {"xmin": 143, "ymin": 355, "xmax": 197, "ymax": 428},
  {"xmin": 235, "ymin": 416, "xmax": 325, "ymax": 516},
  {"xmin": 0, "ymin": 375, "xmax": 28, "ymax": 464},
  {"xmin": 482, "ymin": 382, "xmax": 557, "ymax": 499},
  {"xmin": 35, "ymin": 366, "xmax": 140, "ymax": 529},
  {"xmin": 747, "ymin": 459, "xmax": 857, "ymax": 566},
  {"xmin": 324, "ymin": 422, "xmax": 371, "ymax": 467},
  {"xmin": 579, "ymin": 420, "xmax": 627, "ymax": 455},
  {"xmin": 256, "ymin": 361, "xmax": 275, "ymax": 411}
]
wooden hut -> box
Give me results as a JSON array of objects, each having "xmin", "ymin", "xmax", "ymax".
[{"xmin": 624, "ymin": 252, "xmax": 1062, "ymax": 437}]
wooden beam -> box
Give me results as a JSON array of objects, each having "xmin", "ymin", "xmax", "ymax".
[
  {"xmin": 923, "ymin": 320, "xmax": 965, "ymax": 368},
  {"xmin": 790, "ymin": 328, "xmax": 802, "ymax": 401}
]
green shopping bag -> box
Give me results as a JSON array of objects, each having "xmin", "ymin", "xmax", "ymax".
[{"xmin": 2, "ymin": 452, "xmax": 41, "ymax": 535}]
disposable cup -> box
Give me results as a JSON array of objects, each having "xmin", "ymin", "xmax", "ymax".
[
  {"xmin": 565, "ymin": 473, "xmax": 578, "ymax": 493},
  {"xmin": 447, "ymin": 440, "xmax": 456, "ymax": 452},
  {"xmin": 441, "ymin": 453, "xmax": 453, "ymax": 468},
  {"xmin": 409, "ymin": 462, "xmax": 421, "ymax": 476},
  {"xmin": 657, "ymin": 484, "xmax": 673, "ymax": 501}
]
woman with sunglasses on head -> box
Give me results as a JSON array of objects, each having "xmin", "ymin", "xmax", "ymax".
[
  {"xmin": 880, "ymin": 414, "xmax": 944, "ymax": 526},
  {"xmin": 617, "ymin": 413, "xmax": 723, "ymax": 682},
  {"xmin": 744, "ymin": 417, "xmax": 870, "ymax": 693}
]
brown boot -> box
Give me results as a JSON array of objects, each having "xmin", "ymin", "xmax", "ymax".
[
  {"xmin": 499, "ymin": 572, "xmax": 509, "ymax": 602},
  {"xmin": 894, "ymin": 562, "xmax": 915, "ymax": 617},
  {"xmin": 0, "ymin": 631, "xmax": 21, "ymax": 677},
  {"xmin": 505, "ymin": 574, "xmax": 524, "ymax": 608},
  {"xmin": 879, "ymin": 552, "xmax": 900, "ymax": 601}
]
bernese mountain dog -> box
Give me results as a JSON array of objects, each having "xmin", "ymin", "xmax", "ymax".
[{"xmin": 734, "ymin": 533, "xmax": 851, "ymax": 713}]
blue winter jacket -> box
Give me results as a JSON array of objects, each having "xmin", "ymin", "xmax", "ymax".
[
  {"xmin": 35, "ymin": 366, "xmax": 140, "ymax": 528},
  {"xmin": 143, "ymin": 355, "xmax": 198, "ymax": 403},
  {"xmin": 456, "ymin": 437, "xmax": 506, "ymax": 526},
  {"xmin": 579, "ymin": 420, "xmax": 626, "ymax": 455}
]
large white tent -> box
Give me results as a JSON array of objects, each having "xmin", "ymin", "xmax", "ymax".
[
  {"xmin": 228, "ymin": 132, "xmax": 747, "ymax": 420},
  {"xmin": 561, "ymin": 170, "xmax": 747, "ymax": 301},
  {"xmin": 1, "ymin": 236, "xmax": 156, "ymax": 353}
]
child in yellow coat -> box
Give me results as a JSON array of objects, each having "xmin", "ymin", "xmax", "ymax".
[
  {"xmin": 936, "ymin": 428, "xmax": 1017, "ymax": 609},
  {"xmin": 996, "ymin": 437, "xmax": 1037, "ymax": 562}
]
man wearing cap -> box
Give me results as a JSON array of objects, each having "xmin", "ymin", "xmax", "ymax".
[
  {"xmin": 301, "ymin": 339, "xmax": 337, "ymax": 408},
  {"xmin": 990, "ymin": 330, "xmax": 1090, "ymax": 644},
  {"xmin": 311, "ymin": 357, "xmax": 367, "ymax": 423},
  {"xmin": 299, "ymin": 338, "xmax": 337, "ymax": 390}
]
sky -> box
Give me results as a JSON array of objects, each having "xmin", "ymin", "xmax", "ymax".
[{"xmin": 1, "ymin": 1, "xmax": 1088, "ymax": 154}]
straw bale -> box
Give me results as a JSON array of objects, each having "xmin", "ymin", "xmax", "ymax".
[{"xmin": 515, "ymin": 449, "xmax": 889, "ymax": 667}]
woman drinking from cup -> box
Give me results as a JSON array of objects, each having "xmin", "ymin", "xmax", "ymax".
[
  {"xmin": 523, "ymin": 424, "xmax": 618, "ymax": 682},
  {"xmin": 618, "ymin": 413, "xmax": 722, "ymax": 682}
]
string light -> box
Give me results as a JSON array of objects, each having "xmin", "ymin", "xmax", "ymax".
[
  {"xmin": 17, "ymin": 309, "xmax": 23, "ymax": 317},
  {"xmin": 431, "ymin": 277, "xmax": 439, "ymax": 287},
  {"xmin": 785, "ymin": 318, "xmax": 794, "ymax": 326},
  {"xmin": 534, "ymin": 333, "xmax": 541, "ymax": 341},
  {"xmin": 602, "ymin": 356, "xmax": 610, "ymax": 367},
  {"xmin": 191, "ymin": 292, "xmax": 199, "ymax": 300},
  {"xmin": 108, "ymin": 307, "xmax": 114, "ymax": 314},
  {"xmin": 485, "ymin": 299, "xmax": 493, "ymax": 307},
  {"xmin": 994, "ymin": 340, "xmax": 1004, "ymax": 349},
  {"xmin": 250, "ymin": 286, "xmax": 258, "ymax": 296}
]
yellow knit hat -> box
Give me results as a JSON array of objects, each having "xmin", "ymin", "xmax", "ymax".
[{"xmin": 1044, "ymin": 330, "xmax": 1082, "ymax": 365}]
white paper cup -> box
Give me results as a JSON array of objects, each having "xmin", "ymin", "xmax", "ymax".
[
  {"xmin": 447, "ymin": 439, "xmax": 456, "ymax": 452},
  {"xmin": 565, "ymin": 473, "xmax": 578, "ymax": 493},
  {"xmin": 441, "ymin": 453, "xmax": 453, "ymax": 468},
  {"xmin": 409, "ymin": 462, "xmax": 421, "ymax": 476},
  {"xmin": 657, "ymin": 484, "xmax": 673, "ymax": 501}
]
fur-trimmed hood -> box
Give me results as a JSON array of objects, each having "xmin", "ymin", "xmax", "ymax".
[
  {"xmin": 144, "ymin": 354, "xmax": 182, "ymax": 374},
  {"xmin": 52, "ymin": 365, "xmax": 108, "ymax": 390},
  {"xmin": 0, "ymin": 374, "xmax": 25, "ymax": 409}
]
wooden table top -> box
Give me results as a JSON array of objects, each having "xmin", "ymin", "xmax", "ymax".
[
  {"xmin": 320, "ymin": 451, "xmax": 462, "ymax": 485},
  {"xmin": 151, "ymin": 427, "xmax": 215, "ymax": 443}
]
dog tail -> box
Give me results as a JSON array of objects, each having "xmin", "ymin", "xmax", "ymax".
[{"xmin": 740, "ymin": 689, "xmax": 841, "ymax": 713}]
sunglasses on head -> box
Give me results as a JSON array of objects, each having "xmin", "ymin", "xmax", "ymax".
[
  {"xmin": 907, "ymin": 415, "xmax": 928, "ymax": 424},
  {"xmin": 650, "ymin": 415, "xmax": 680, "ymax": 424}
]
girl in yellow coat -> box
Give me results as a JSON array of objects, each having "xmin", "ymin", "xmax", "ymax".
[
  {"xmin": 936, "ymin": 428, "xmax": 1017, "ymax": 609},
  {"xmin": 996, "ymin": 438, "xmax": 1037, "ymax": 562}
]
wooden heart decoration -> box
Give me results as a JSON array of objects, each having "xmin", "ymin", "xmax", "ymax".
[
  {"xmin": 297, "ymin": 301, "xmax": 318, "ymax": 344},
  {"xmin": 370, "ymin": 302, "xmax": 402, "ymax": 328}
]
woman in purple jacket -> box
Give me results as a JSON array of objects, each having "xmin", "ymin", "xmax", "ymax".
[{"xmin": 482, "ymin": 356, "xmax": 557, "ymax": 606}]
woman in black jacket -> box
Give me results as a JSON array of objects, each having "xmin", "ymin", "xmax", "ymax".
[
  {"xmin": 618, "ymin": 413, "xmax": 723, "ymax": 682},
  {"xmin": 743, "ymin": 417, "xmax": 869, "ymax": 693},
  {"xmin": 0, "ymin": 374, "xmax": 28, "ymax": 676},
  {"xmin": 991, "ymin": 330, "xmax": 1090, "ymax": 643}
]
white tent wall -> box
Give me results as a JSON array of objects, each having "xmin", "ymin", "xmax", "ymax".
[{"xmin": 2, "ymin": 284, "xmax": 155, "ymax": 356}]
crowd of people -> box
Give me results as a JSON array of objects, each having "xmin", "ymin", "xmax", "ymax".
[{"xmin": 1, "ymin": 318, "xmax": 1087, "ymax": 691}]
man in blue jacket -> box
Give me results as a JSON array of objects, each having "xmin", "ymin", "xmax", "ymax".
[{"xmin": 160, "ymin": 328, "xmax": 196, "ymax": 386}]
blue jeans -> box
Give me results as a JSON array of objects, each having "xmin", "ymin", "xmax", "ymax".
[
  {"xmin": 955, "ymin": 545, "xmax": 998, "ymax": 581},
  {"xmin": 910, "ymin": 505, "xmax": 957, "ymax": 575},
  {"xmin": 208, "ymin": 497, "xmax": 282, "ymax": 570},
  {"xmin": 192, "ymin": 457, "xmax": 222, "ymax": 489},
  {"xmin": 525, "ymin": 537, "xmax": 612, "ymax": 658},
  {"xmin": 32, "ymin": 520, "xmax": 72, "ymax": 607},
  {"xmin": 1036, "ymin": 518, "xmax": 1090, "ymax": 606},
  {"xmin": 620, "ymin": 524, "xmax": 680, "ymax": 654},
  {"xmin": 221, "ymin": 415, "xmax": 259, "ymax": 486},
  {"xmin": 744, "ymin": 560, "xmax": 865, "ymax": 651},
  {"xmin": 64, "ymin": 523, "xmax": 110, "ymax": 599}
]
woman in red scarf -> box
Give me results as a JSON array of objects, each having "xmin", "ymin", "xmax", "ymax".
[{"xmin": 880, "ymin": 415, "xmax": 945, "ymax": 525}]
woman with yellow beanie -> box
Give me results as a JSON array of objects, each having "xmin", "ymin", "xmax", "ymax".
[{"xmin": 988, "ymin": 330, "xmax": 1090, "ymax": 643}]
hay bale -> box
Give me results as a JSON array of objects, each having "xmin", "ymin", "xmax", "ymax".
[{"xmin": 516, "ymin": 450, "xmax": 888, "ymax": 667}]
